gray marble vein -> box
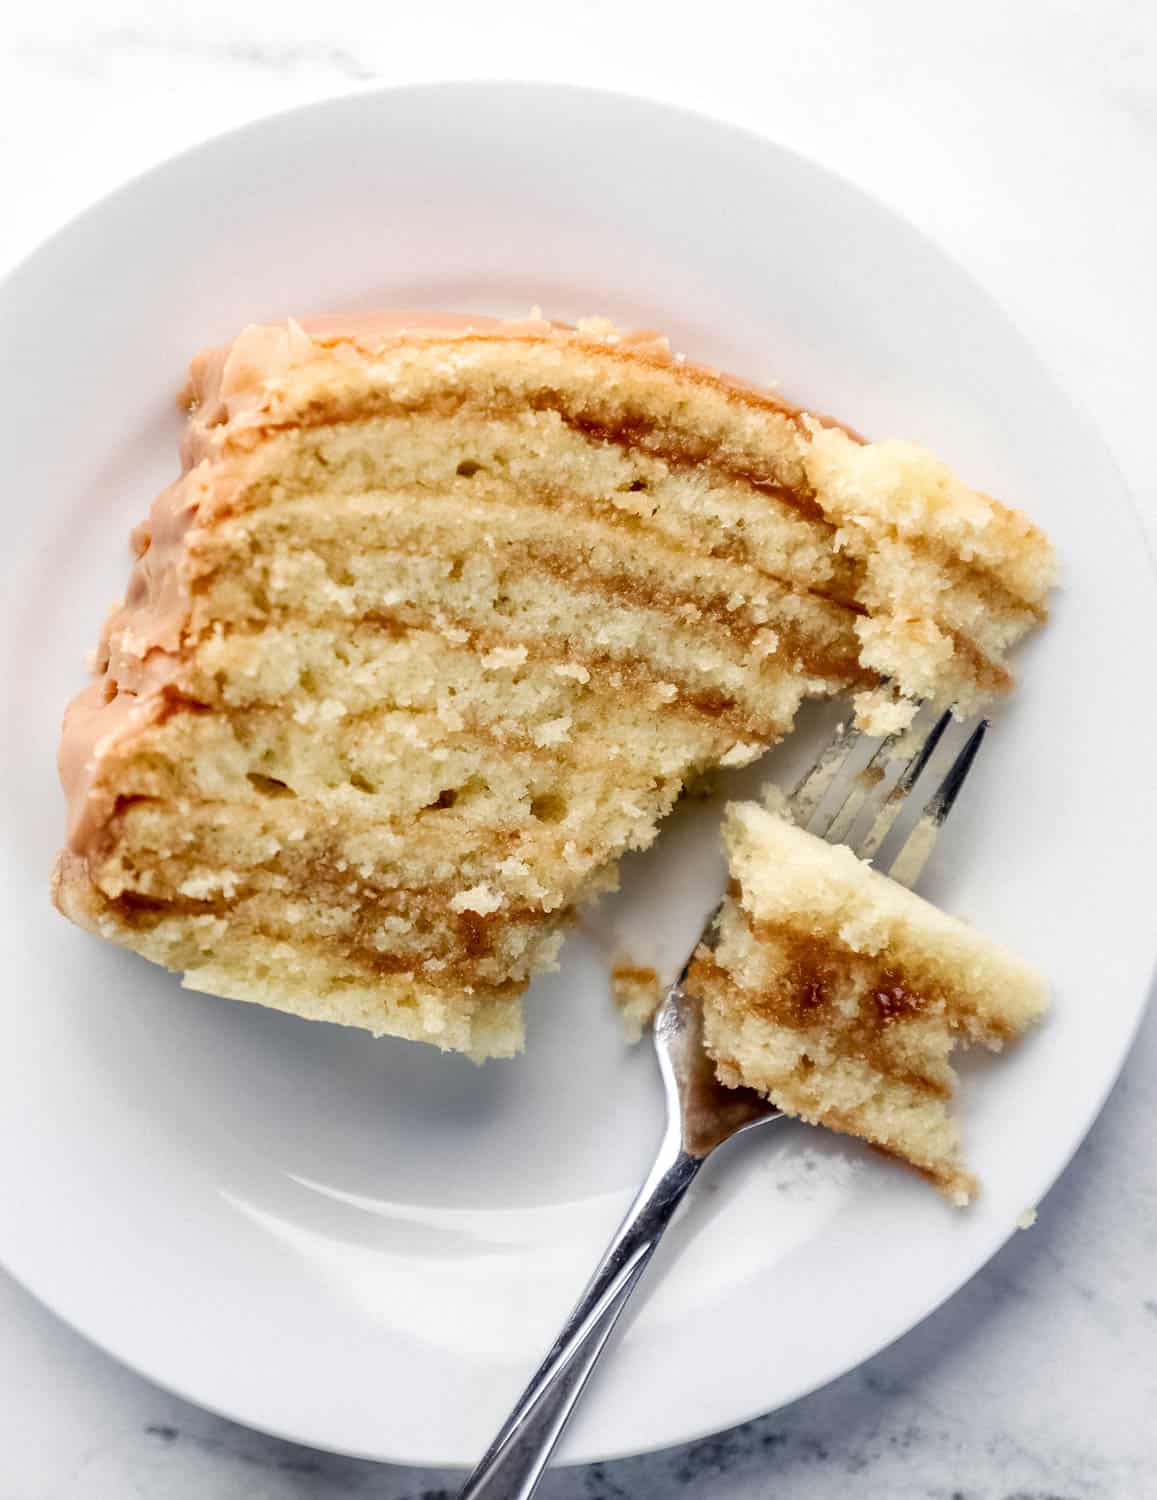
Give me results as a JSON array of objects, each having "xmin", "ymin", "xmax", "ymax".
[{"xmin": 19, "ymin": 29, "xmax": 379, "ymax": 83}]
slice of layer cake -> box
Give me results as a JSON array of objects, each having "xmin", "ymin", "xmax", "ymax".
[
  {"xmin": 53, "ymin": 312, "xmax": 1055, "ymax": 1058},
  {"xmin": 687, "ymin": 802, "xmax": 1049, "ymax": 1201}
]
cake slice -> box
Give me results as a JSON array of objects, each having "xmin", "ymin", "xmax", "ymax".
[
  {"xmin": 687, "ymin": 802, "xmax": 1048, "ymax": 1201},
  {"xmin": 53, "ymin": 312, "xmax": 1055, "ymax": 1058}
]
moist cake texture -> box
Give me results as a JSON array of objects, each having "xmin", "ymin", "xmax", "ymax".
[
  {"xmin": 688, "ymin": 802, "xmax": 1049, "ymax": 1202},
  {"xmin": 53, "ymin": 312, "xmax": 1056, "ymax": 1058}
]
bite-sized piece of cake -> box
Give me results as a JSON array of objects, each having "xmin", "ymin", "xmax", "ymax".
[
  {"xmin": 53, "ymin": 312, "xmax": 1054, "ymax": 1059},
  {"xmin": 610, "ymin": 961, "xmax": 663, "ymax": 1043},
  {"xmin": 688, "ymin": 803, "xmax": 1048, "ymax": 1202}
]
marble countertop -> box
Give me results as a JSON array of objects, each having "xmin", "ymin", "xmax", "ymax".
[{"xmin": 3, "ymin": 3, "xmax": 1155, "ymax": 1496}]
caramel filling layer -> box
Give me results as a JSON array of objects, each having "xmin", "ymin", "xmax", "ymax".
[
  {"xmin": 689, "ymin": 926, "xmax": 961, "ymax": 1101},
  {"xmin": 207, "ymin": 393, "xmax": 1039, "ymax": 617}
]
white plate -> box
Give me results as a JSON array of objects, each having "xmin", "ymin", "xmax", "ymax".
[{"xmin": 0, "ymin": 81, "xmax": 1154, "ymax": 1468}]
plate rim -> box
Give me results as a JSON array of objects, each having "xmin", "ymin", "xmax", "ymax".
[{"xmin": 1, "ymin": 76, "xmax": 1156, "ymax": 1468}]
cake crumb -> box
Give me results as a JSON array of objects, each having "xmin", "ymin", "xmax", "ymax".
[
  {"xmin": 532, "ymin": 716, "xmax": 572, "ymax": 748},
  {"xmin": 481, "ymin": 645, "xmax": 529, "ymax": 671},
  {"xmin": 179, "ymin": 870, "xmax": 240, "ymax": 900},
  {"xmin": 611, "ymin": 962, "xmax": 663, "ymax": 1043},
  {"xmin": 853, "ymin": 686, "xmax": 919, "ymax": 738},
  {"xmin": 1016, "ymin": 1206, "xmax": 1038, "ymax": 1230},
  {"xmin": 449, "ymin": 883, "xmax": 504, "ymax": 916},
  {"xmin": 760, "ymin": 782, "xmax": 792, "ymax": 819},
  {"xmin": 719, "ymin": 741, "xmax": 761, "ymax": 768}
]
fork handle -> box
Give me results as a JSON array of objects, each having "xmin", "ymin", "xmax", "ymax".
[{"xmin": 457, "ymin": 1139, "xmax": 702, "ymax": 1500}]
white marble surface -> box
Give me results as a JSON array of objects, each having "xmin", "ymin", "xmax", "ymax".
[{"xmin": 2, "ymin": 3, "xmax": 1156, "ymax": 1496}]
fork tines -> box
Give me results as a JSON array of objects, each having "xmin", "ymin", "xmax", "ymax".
[{"xmin": 785, "ymin": 708, "xmax": 989, "ymax": 889}]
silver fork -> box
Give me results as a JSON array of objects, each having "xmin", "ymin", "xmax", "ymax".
[{"xmin": 458, "ymin": 708, "xmax": 988, "ymax": 1500}]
